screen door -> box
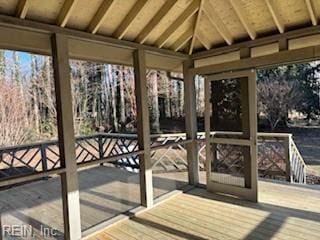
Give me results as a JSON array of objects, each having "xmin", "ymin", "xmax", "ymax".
[{"xmin": 205, "ymin": 70, "xmax": 258, "ymax": 202}]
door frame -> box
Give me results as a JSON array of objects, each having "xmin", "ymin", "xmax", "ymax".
[{"xmin": 204, "ymin": 69, "xmax": 258, "ymax": 202}]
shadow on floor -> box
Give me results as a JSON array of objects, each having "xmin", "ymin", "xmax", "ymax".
[{"xmin": 0, "ymin": 165, "xmax": 189, "ymax": 238}]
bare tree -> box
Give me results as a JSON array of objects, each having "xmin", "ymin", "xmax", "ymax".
[
  {"xmin": 195, "ymin": 75, "xmax": 205, "ymax": 117},
  {"xmin": 257, "ymin": 80, "xmax": 303, "ymax": 130},
  {"xmin": 0, "ymin": 82, "xmax": 29, "ymax": 146},
  {"xmin": 0, "ymin": 50, "xmax": 5, "ymax": 80},
  {"xmin": 147, "ymin": 70, "xmax": 160, "ymax": 133},
  {"xmin": 117, "ymin": 66, "xmax": 126, "ymax": 130}
]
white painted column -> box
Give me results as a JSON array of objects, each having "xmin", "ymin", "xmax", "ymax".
[{"xmin": 51, "ymin": 33, "xmax": 82, "ymax": 240}]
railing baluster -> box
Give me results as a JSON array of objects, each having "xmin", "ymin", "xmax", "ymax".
[
  {"xmin": 98, "ymin": 135, "xmax": 104, "ymax": 166},
  {"xmin": 41, "ymin": 144, "xmax": 48, "ymax": 172}
]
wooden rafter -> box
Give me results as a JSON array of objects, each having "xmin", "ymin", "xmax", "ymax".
[
  {"xmin": 305, "ymin": 0, "xmax": 318, "ymax": 26},
  {"xmin": 196, "ymin": 29, "xmax": 211, "ymax": 50},
  {"xmin": 113, "ymin": 0, "xmax": 148, "ymax": 40},
  {"xmin": 172, "ymin": 29, "xmax": 193, "ymax": 52},
  {"xmin": 265, "ymin": 0, "xmax": 285, "ymax": 33},
  {"xmin": 87, "ymin": 0, "xmax": 115, "ymax": 34},
  {"xmin": 189, "ymin": 0, "xmax": 205, "ymax": 55},
  {"xmin": 229, "ymin": 0, "xmax": 256, "ymax": 40},
  {"xmin": 16, "ymin": 0, "xmax": 29, "ymax": 19},
  {"xmin": 203, "ymin": 0, "xmax": 233, "ymax": 45},
  {"xmin": 57, "ymin": 0, "xmax": 78, "ymax": 27},
  {"xmin": 156, "ymin": 0, "xmax": 200, "ymax": 48},
  {"xmin": 136, "ymin": 0, "xmax": 177, "ymax": 44}
]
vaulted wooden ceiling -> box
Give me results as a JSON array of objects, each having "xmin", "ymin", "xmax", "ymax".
[{"xmin": 0, "ymin": 0, "xmax": 319, "ymax": 54}]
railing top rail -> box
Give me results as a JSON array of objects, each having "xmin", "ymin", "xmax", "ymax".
[
  {"xmin": 0, "ymin": 140, "xmax": 55, "ymax": 152},
  {"xmin": 258, "ymin": 132, "xmax": 292, "ymax": 138},
  {"xmin": 0, "ymin": 131, "xmax": 294, "ymax": 151},
  {"xmin": 0, "ymin": 134, "xmax": 103, "ymax": 151},
  {"xmin": 100, "ymin": 132, "xmax": 188, "ymax": 138},
  {"xmin": 197, "ymin": 131, "xmax": 292, "ymax": 138},
  {"xmin": 99, "ymin": 132, "xmax": 138, "ymax": 138}
]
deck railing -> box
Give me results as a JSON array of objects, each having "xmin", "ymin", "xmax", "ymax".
[
  {"xmin": 0, "ymin": 132, "xmax": 306, "ymax": 184},
  {"xmin": 197, "ymin": 132, "xmax": 306, "ymax": 184},
  {"xmin": 289, "ymin": 136, "xmax": 307, "ymax": 184}
]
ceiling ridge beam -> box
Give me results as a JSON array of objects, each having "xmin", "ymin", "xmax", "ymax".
[
  {"xmin": 87, "ymin": 0, "xmax": 115, "ymax": 34},
  {"xmin": 156, "ymin": 0, "xmax": 200, "ymax": 48},
  {"xmin": 113, "ymin": 0, "xmax": 148, "ymax": 40},
  {"xmin": 16, "ymin": 0, "xmax": 30, "ymax": 19},
  {"xmin": 57, "ymin": 0, "xmax": 79, "ymax": 27},
  {"xmin": 265, "ymin": 0, "xmax": 285, "ymax": 33},
  {"xmin": 203, "ymin": 0, "xmax": 233, "ymax": 45},
  {"xmin": 229, "ymin": 0, "xmax": 256, "ymax": 40},
  {"xmin": 189, "ymin": 0, "xmax": 205, "ymax": 55},
  {"xmin": 305, "ymin": 0, "xmax": 318, "ymax": 26},
  {"xmin": 136, "ymin": 0, "xmax": 178, "ymax": 44},
  {"xmin": 172, "ymin": 29, "xmax": 193, "ymax": 52}
]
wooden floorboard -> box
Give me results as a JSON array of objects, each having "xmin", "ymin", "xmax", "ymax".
[
  {"xmin": 1, "ymin": 166, "xmax": 319, "ymax": 240},
  {"xmin": 0, "ymin": 165, "xmax": 189, "ymax": 239},
  {"xmin": 92, "ymin": 181, "xmax": 320, "ymax": 240}
]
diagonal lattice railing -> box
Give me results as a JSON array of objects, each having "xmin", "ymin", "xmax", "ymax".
[
  {"xmin": 197, "ymin": 132, "xmax": 307, "ymax": 184},
  {"xmin": 0, "ymin": 133, "xmax": 189, "ymax": 180},
  {"xmin": 0, "ymin": 132, "xmax": 306, "ymax": 184}
]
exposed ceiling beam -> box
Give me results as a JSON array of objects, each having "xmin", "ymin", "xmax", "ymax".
[
  {"xmin": 156, "ymin": 0, "xmax": 200, "ymax": 48},
  {"xmin": 57, "ymin": 0, "xmax": 78, "ymax": 27},
  {"xmin": 229, "ymin": 0, "xmax": 256, "ymax": 40},
  {"xmin": 113, "ymin": 0, "xmax": 148, "ymax": 40},
  {"xmin": 87, "ymin": 0, "xmax": 115, "ymax": 34},
  {"xmin": 265, "ymin": 0, "xmax": 285, "ymax": 33},
  {"xmin": 192, "ymin": 24, "xmax": 320, "ymax": 60},
  {"xmin": 16, "ymin": 0, "xmax": 30, "ymax": 19},
  {"xmin": 172, "ymin": 29, "xmax": 193, "ymax": 52},
  {"xmin": 203, "ymin": 1, "xmax": 233, "ymax": 45},
  {"xmin": 190, "ymin": 45, "xmax": 320, "ymax": 75},
  {"xmin": 196, "ymin": 29, "xmax": 211, "ymax": 50},
  {"xmin": 136, "ymin": 0, "xmax": 177, "ymax": 44},
  {"xmin": 305, "ymin": 0, "xmax": 318, "ymax": 26},
  {"xmin": 0, "ymin": 13, "xmax": 188, "ymax": 61},
  {"xmin": 189, "ymin": 0, "xmax": 205, "ymax": 55}
]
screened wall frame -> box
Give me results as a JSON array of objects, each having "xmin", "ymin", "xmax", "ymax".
[
  {"xmin": 204, "ymin": 69, "xmax": 258, "ymax": 202},
  {"xmin": 0, "ymin": 29, "xmax": 197, "ymax": 239}
]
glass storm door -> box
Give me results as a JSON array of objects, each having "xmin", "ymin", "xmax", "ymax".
[{"xmin": 204, "ymin": 70, "xmax": 258, "ymax": 202}]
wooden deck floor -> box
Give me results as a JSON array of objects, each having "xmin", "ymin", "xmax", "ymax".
[
  {"xmin": 91, "ymin": 181, "xmax": 320, "ymax": 240},
  {"xmin": 0, "ymin": 165, "xmax": 189, "ymax": 239}
]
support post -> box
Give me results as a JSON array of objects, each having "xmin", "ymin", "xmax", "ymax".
[
  {"xmin": 51, "ymin": 33, "xmax": 82, "ymax": 240},
  {"xmin": 284, "ymin": 135, "xmax": 292, "ymax": 182},
  {"xmin": 133, "ymin": 49, "xmax": 153, "ymax": 207},
  {"xmin": 183, "ymin": 60, "xmax": 199, "ymax": 185},
  {"xmin": 240, "ymin": 77, "xmax": 251, "ymax": 188}
]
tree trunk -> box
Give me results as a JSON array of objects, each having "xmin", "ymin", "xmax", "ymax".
[
  {"xmin": 164, "ymin": 72, "xmax": 171, "ymax": 118},
  {"xmin": 118, "ymin": 66, "xmax": 126, "ymax": 130},
  {"xmin": 108, "ymin": 65, "xmax": 118, "ymax": 131},
  {"xmin": 149, "ymin": 71, "xmax": 160, "ymax": 133},
  {"xmin": 0, "ymin": 50, "xmax": 5, "ymax": 81},
  {"xmin": 31, "ymin": 55, "xmax": 40, "ymax": 136},
  {"xmin": 178, "ymin": 79, "xmax": 184, "ymax": 117}
]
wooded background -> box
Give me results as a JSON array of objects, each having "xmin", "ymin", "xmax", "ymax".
[
  {"xmin": 0, "ymin": 49, "xmax": 319, "ymax": 147},
  {"xmin": 0, "ymin": 50, "xmax": 205, "ymax": 147}
]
